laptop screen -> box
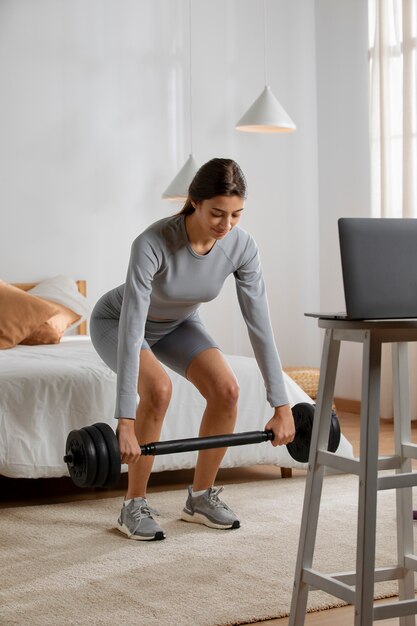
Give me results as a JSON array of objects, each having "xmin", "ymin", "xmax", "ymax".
[{"xmin": 339, "ymin": 218, "xmax": 417, "ymax": 319}]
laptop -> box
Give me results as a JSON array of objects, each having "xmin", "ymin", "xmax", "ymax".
[{"xmin": 305, "ymin": 217, "xmax": 417, "ymax": 320}]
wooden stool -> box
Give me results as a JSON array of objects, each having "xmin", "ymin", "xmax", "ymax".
[{"xmin": 289, "ymin": 319, "xmax": 417, "ymax": 626}]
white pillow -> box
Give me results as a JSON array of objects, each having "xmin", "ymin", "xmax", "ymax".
[{"xmin": 28, "ymin": 275, "xmax": 90, "ymax": 331}]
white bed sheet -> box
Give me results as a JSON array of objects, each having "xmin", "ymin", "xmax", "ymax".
[{"xmin": 0, "ymin": 337, "xmax": 353, "ymax": 479}]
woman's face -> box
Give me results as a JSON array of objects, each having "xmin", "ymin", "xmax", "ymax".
[{"xmin": 192, "ymin": 195, "xmax": 245, "ymax": 240}]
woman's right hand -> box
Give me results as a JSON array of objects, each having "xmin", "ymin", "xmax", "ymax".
[{"xmin": 116, "ymin": 418, "xmax": 142, "ymax": 464}]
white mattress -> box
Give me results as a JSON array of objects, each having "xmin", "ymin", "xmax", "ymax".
[{"xmin": 0, "ymin": 337, "xmax": 353, "ymax": 479}]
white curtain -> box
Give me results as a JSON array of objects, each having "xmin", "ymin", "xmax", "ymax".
[{"xmin": 368, "ymin": 0, "xmax": 417, "ymax": 418}]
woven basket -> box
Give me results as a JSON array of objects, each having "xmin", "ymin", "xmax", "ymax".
[
  {"xmin": 284, "ymin": 366, "xmax": 337, "ymax": 411},
  {"xmin": 284, "ymin": 366, "xmax": 320, "ymax": 399}
]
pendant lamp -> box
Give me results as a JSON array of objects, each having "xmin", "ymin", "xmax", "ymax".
[
  {"xmin": 236, "ymin": 0, "xmax": 296, "ymax": 133},
  {"xmin": 161, "ymin": 153, "xmax": 199, "ymax": 201},
  {"xmin": 162, "ymin": 0, "xmax": 199, "ymax": 200}
]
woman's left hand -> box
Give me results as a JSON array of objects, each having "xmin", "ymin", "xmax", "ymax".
[{"xmin": 264, "ymin": 404, "xmax": 295, "ymax": 447}]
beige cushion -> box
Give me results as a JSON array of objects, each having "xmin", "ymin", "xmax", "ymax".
[
  {"xmin": 0, "ymin": 281, "xmax": 59, "ymax": 349},
  {"xmin": 21, "ymin": 303, "xmax": 81, "ymax": 346}
]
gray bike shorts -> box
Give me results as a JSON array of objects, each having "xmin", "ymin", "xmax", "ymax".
[{"xmin": 89, "ymin": 295, "xmax": 219, "ymax": 379}]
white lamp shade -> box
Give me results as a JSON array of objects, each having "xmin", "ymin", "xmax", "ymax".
[
  {"xmin": 236, "ymin": 85, "xmax": 296, "ymax": 133},
  {"xmin": 162, "ymin": 154, "xmax": 200, "ymax": 201}
]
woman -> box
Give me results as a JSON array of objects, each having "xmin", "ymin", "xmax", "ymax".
[{"xmin": 90, "ymin": 158, "xmax": 295, "ymax": 541}]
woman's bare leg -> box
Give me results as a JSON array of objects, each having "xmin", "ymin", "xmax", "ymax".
[
  {"xmin": 186, "ymin": 348, "xmax": 239, "ymax": 491},
  {"xmin": 125, "ymin": 349, "xmax": 172, "ymax": 499}
]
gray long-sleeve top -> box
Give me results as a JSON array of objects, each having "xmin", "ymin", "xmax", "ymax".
[{"xmin": 112, "ymin": 214, "xmax": 289, "ymax": 418}]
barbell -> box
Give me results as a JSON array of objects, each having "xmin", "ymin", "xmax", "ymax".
[{"xmin": 63, "ymin": 402, "xmax": 341, "ymax": 489}]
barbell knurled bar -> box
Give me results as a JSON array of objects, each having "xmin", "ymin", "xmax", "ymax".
[{"xmin": 141, "ymin": 429, "xmax": 274, "ymax": 456}]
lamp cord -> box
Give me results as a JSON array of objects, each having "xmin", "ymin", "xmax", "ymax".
[
  {"xmin": 263, "ymin": 0, "xmax": 268, "ymax": 86},
  {"xmin": 188, "ymin": 0, "xmax": 193, "ymax": 154}
]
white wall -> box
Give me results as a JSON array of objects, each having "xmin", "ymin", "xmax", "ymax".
[
  {"xmin": 0, "ymin": 0, "xmax": 370, "ymax": 396},
  {"xmin": 315, "ymin": 0, "xmax": 371, "ymax": 399}
]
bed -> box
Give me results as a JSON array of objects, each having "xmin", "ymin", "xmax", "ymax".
[{"xmin": 0, "ymin": 278, "xmax": 354, "ymax": 480}]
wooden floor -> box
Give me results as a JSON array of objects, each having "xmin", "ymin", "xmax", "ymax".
[{"xmin": 1, "ymin": 412, "xmax": 417, "ymax": 625}]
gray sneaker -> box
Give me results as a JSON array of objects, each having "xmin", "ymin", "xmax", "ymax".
[
  {"xmin": 117, "ymin": 497, "xmax": 166, "ymax": 541},
  {"xmin": 181, "ymin": 486, "xmax": 240, "ymax": 529}
]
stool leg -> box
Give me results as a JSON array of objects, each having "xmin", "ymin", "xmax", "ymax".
[
  {"xmin": 289, "ymin": 329, "xmax": 340, "ymax": 626},
  {"xmin": 354, "ymin": 333, "xmax": 382, "ymax": 626},
  {"xmin": 392, "ymin": 343, "xmax": 415, "ymax": 626}
]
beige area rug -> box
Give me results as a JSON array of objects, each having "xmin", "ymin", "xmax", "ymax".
[{"xmin": 0, "ymin": 474, "xmax": 416, "ymax": 626}]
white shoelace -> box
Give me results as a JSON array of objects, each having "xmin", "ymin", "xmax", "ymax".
[
  {"xmin": 207, "ymin": 487, "xmax": 233, "ymax": 512},
  {"xmin": 129, "ymin": 503, "xmax": 160, "ymax": 537}
]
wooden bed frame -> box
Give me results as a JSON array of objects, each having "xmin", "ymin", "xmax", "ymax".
[{"xmin": 13, "ymin": 280, "xmax": 88, "ymax": 336}]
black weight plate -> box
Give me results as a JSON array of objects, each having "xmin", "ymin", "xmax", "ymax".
[
  {"xmin": 65, "ymin": 428, "xmax": 97, "ymax": 488},
  {"xmin": 287, "ymin": 402, "xmax": 314, "ymax": 463},
  {"xmin": 328, "ymin": 410, "xmax": 341, "ymax": 453},
  {"xmin": 83, "ymin": 425, "xmax": 110, "ymax": 488},
  {"xmin": 93, "ymin": 423, "xmax": 121, "ymax": 489},
  {"xmin": 287, "ymin": 403, "xmax": 343, "ymax": 463}
]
